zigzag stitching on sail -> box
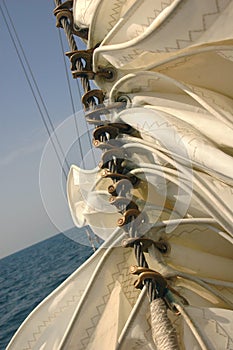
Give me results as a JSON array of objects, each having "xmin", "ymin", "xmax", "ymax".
[
  {"xmin": 116, "ymin": 0, "xmax": 229, "ymax": 63},
  {"xmin": 139, "ymin": 119, "xmax": 178, "ymax": 132},
  {"xmin": 189, "ymin": 85, "xmax": 233, "ymax": 113},
  {"xmin": 202, "ymin": 307, "xmax": 233, "ymax": 349},
  {"xmin": 79, "ymin": 249, "xmax": 136, "ymax": 350},
  {"xmin": 23, "ymin": 320, "xmax": 51, "ymax": 350},
  {"xmin": 151, "ymin": 0, "xmax": 227, "ymax": 52},
  {"xmin": 107, "ymin": 0, "xmax": 126, "ymax": 31},
  {"xmin": 106, "ymin": 0, "xmax": 174, "ymax": 40},
  {"xmin": 167, "ymin": 224, "xmax": 233, "ymax": 263},
  {"xmin": 132, "ymin": 1, "xmax": 174, "ymax": 38},
  {"xmin": 168, "ymin": 226, "xmax": 209, "ymax": 241},
  {"xmin": 140, "ymin": 118, "xmax": 213, "ymax": 158},
  {"xmin": 23, "ymin": 292, "xmax": 83, "ymax": 350},
  {"xmin": 118, "ymin": 48, "xmax": 144, "ymax": 65},
  {"xmin": 156, "ymin": 55, "xmax": 193, "ymax": 73},
  {"xmin": 117, "ymin": 259, "xmax": 139, "ymax": 305}
]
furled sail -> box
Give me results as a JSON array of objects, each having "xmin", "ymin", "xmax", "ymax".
[
  {"xmin": 7, "ymin": 1, "xmax": 233, "ymax": 349},
  {"xmin": 70, "ymin": 0, "xmax": 233, "ymax": 348}
]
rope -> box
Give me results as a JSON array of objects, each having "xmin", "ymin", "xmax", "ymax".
[
  {"xmin": 58, "ymin": 28, "xmax": 86, "ymax": 167},
  {"xmin": 150, "ymin": 298, "xmax": 180, "ymax": 350},
  {"xmin": 53, "ymin": 0, "xmax": 94, "ymax": 98},
  {"xmin": 59, "ymin": 14, "xmax": 77, "ymax": 51},
  {"xmin": 174, "ymin": 303, "xmax": 210, "ymax": 350},
  {"xmin": 53, "ymin": 0, "xmax": 99, "ymax": 248},
  {"xmin": 76, "ymin": 79, "xmax": 96, "ymax": 165},
  {"xmin": 0, "ymin": 1, "xmax": 69, "ymax": 178},
  {"xmin": 54, "ymin": 0, "xmax": 97, "ymax": 163}
]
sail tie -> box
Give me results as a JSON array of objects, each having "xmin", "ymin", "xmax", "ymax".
[{"xmin": 150, "ymin": 298, "xmax": 180, "ymax": 350}]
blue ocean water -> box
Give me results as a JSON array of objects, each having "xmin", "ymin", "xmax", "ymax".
[{"xmin": 0, "ymin": 230, "xmax": 94, "ymax": 349}]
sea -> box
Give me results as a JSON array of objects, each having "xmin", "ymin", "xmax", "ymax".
[{"xmin": 0, "ymin": 229, "xmax": 96, "ymax": 349}]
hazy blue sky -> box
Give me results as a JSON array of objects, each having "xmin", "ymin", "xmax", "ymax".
[{"xmin": 0, "ymin": 1, "xmax": 91, "ymax": 258}]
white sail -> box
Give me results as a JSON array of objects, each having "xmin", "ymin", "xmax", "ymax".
[{"xmin": 7, "ymin": 0, "xmax": 233, "ymax": 349}]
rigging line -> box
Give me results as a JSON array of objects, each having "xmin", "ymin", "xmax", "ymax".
[
  {"xmin": 54, "ymin": 0, "xmax": 94, "ymax": 102},
  {"xmin": 76, "ymin": 78, "xmax": 97, "ymax": 166},
  {"xmin": 0, "ymin": 3, "xmax": 67, "ymax": 179},
  {"xmin": 56, "ymin": 2, "xmax": 95, "ymax": 168},
  {"xmin": 58, "ymin": 28, "xmax": 86, "ymax": 167},
  {"xmin": 1, "ymin": 0, "xmax": 70, "ymax": 176},
  {"xmin": 57, "ymin": 2, "xmax": 96, "ymax": 167},
  {"xmin": 76, "ymin": 79, "xmax": 98, "ymax": 166}
]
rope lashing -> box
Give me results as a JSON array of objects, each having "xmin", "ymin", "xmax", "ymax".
[{"xmin": 151, "ymin": 298, "xmax": 180, "ymax": 350}]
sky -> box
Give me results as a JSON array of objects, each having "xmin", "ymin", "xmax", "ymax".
[{"xmin": 0, "ymin": 0, "xmax": 93, "ymax": 258}]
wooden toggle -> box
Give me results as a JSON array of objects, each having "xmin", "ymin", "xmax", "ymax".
[
  {"xmin": 109, "ymin": 197, "xmax": 138, "ymax": 213},
  {"xmin": 101, "ymin": 169, "xmax": 140, "ymax": 187},
  {"xmin": 82, "ymin": 89, "xmax": 104, "ymax": 110},
  {"xmin": 117, "ymin": 208, "xmax": 142, "ymax": 226},
  {"xmin": 100, "ymin": 148, "xmax": 125, "ymax": 169},
  {"xmin": 54, "ymin": 0, "xmax": 88, "ymax": 39},
  {"xmin": 66, "ymin": 49, "xmax": 94, "ymax": 79},
  {"xmin": 93, "ymin": 125, "xmax": 119, "ymax": 142},
  {"xmin": 108, "ymin": 179, "xmax": 134, "ymax": 196},
  {"xmin": 130, "ymin": 266, "xmax": 168, "ymax": 296}
]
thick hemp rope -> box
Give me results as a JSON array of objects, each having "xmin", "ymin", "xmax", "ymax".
[{"xmin": 150, "ymin": 298, "xmax": 180, "ymax": 350}]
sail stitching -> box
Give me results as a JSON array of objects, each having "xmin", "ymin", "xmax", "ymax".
[
  {"xmin": 129, "ymin": 1, "xmax": 174, "ymax": 39},
  {"xmin": 107, "ymin": 0, "xmax": 127, "ymax": 31},
  {"xmin": 201, "ymin": 307, "xmax": 233, "ymax": 349},
  {"xmin": 79, "ymin": 249, "xmax": 139, "ymax": 349},
  {"xmin": 112, "ymin": 0, "xmax": 230, "ymax": 66},
  {"xmin": 188, "ymin": 85, "xmax": 233, "ymax": 114},
  {"xmin": 23, "ymin": 292, "xmax": 84, "ymax": 350}
]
